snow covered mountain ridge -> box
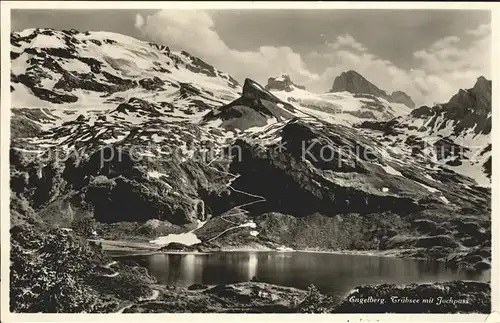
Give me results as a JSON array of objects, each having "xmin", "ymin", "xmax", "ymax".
[
  {"xmin": 263, "ymin": 73, "xmax": 414, "ymax": 126},
  {"xmin": 10, "ymin": 28, "xmax": 491, "ymax": 188},
  {"xmin": 356, "ymin": 75, "xmax": 491, "ymax": 186},
  {"xmin": 11, "ymin": 27, "xmax": 240, "ymax": 111},
  {"xmin": 11, "ymin": 28, "xmax": 416, "ymax": 128}
]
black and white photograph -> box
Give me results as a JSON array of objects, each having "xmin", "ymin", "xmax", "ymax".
[{"xmin": 1, "ymin": 2, "xmax": 497, "ymax": 318}]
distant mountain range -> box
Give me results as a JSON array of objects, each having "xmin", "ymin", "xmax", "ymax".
[{"xmin": 329, "ymin": 70, "xmax": 416, "ymax": 109}]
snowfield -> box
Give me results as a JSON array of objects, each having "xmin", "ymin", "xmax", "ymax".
[
  {"xmin": 269, "ymin": 87, "xmax": 412, "ymax": 126},
  {"xmin": 150, "ymin": 221, "xmax": 206, "ymax": 246}
]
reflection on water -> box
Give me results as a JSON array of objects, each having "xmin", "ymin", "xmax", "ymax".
[
  {"xmin": 119, "ymin": 252, "xmax": 490, "ymax": 298},
  {"xmin": 248, "ymin": 253, "xmax": 258, "ymax": 278}
]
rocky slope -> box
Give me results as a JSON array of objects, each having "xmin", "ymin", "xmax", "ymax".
[
  {"xmin": 327, "ymin": 281, "xmax": 490, "ymax": 313},
  {"xmin": 356, "ymin": 76, "xmax": 492, "ymax": 187},
  {"xmin": 109, "ymin": 280, "xmax": 490, "ymax": 314},
  {"xmin": 9, "ymin": 28, "xmax": 492, "ymax": 312},
  {"xmin": 10, "ymin": 214, "xmax": 158, "ymax": 313},
  {"xmin": 10, "ymin": 27, "xmax": 241, "ymax": 141}
]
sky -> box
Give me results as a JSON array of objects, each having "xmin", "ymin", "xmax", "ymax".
[{"xmin": 11, "ymin": 9, "xmax": 492, "ymax": 106}]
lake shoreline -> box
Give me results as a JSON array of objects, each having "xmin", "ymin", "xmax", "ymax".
[
  {"xmin": 96, "ymin": 238, "xmax": 415, "ymax": 259},
  {"xmin": 92, "ymin": 238, "xmax": 491, "ymax": 314},
  {"xmin": 97, "ymin": 238, "xmax": 490, "ymax": 277}
]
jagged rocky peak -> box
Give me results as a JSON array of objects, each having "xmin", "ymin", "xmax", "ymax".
[
  {"xmin": 474, "ymin": 75, "xmax": 491, "ymax": 91},
  {"xmin": 241, "ymin": 78, "xmax": 292, "ymax": 106},
  {"xmin": 265, "ymin": 74, "xmax": 306, "ymax": 92},
  {"xmin": 242, "ymin": 78, "xmax": 278, "ymax": 101},
  {"xmin": 390, "ymin": 91, "xmax": 415, "ymax": 109},
  {"xmin": 470, "ymin": 75, "xmax": 491, "ymax": 109},
  {"xmin": 330, "ymin": 70, "xmax": 415, "ymax": 109},
  {"xmin": 330, "ymin": 70, "xmax": 388, "ymax": 98},
  {"xmin": 447, "ymin": 75, "xmax": 491, "ymax": 116},
  {"xmin": 357, "ymin": 74, "xmax": 492, "ymax": 185},
  {"xmin": 202, "ymin": 78, "xmax": 295, "ymax": 130}
]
